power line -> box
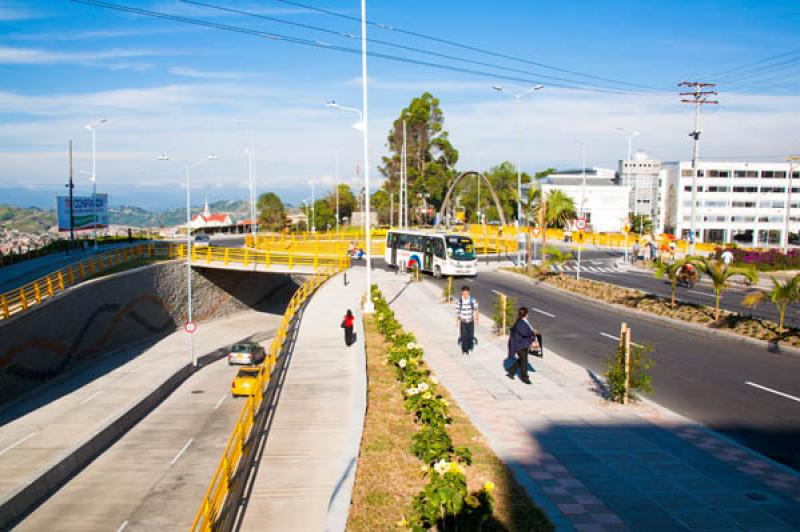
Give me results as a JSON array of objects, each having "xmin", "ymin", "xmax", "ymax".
[
  {"xmin": 179, "ymin": 0, "xmax": 653, "ymax": 93},
  {"xmin": 266, "ymin": 0, "xmax": 670, "ymax": 92},
  {"xmin": 70, "ymin": 0, "xmax": 634, "ymax": 94},
  {"xmin": 708, "ymin": 46, "xmax": 800, "ymax": 79}
]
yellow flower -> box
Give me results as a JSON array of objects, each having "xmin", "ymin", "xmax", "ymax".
[
  {"xmin": 483, "ymin": 481, "xmax": 495, "ymax": 493},
  {"xmin": 397, "ymin": 518, "xmax": 408, "ymax": 527},
  {"xmin": 448, "ymin": 462, "xmax": 464, "ymax": 474}
]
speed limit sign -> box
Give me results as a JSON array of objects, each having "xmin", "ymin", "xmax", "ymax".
[
  {"xmin": 575, "ymin": 218, "xmax": 587, "ymax": 230},
  {"xmin": 184, "ymin": 321, "xmax": 197, "ymax": 334}
]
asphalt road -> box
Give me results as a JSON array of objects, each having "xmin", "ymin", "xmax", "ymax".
[{"xmin": 371, "ymin": 259, "xmax": 800, "ymax": 471}]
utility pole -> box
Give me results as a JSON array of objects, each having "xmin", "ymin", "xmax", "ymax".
[
  {"xmin": 401, "ymin": 119, "xmax": 407, "ymax": 229},
  {"xmin": 67, "ymin": 140, "xmax": 75, "ymax": 254},
  {"xmin": 335, "ymin": 151, "xmax": 340, "ymax": 235},
  {"xmin": 679, "ymin": 82, "xmax": 718, "ymax": 254}
]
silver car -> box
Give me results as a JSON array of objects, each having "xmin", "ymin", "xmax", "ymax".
[{"xmin": 227, "ymin": 342, "xmax": 266, "ymax": 366}]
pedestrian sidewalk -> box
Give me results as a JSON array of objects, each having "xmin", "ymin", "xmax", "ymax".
[
  {"xmin": 0, "ymin": 242, "xmax": 134, "ymax": 293},
  {"xmin": 0, "ymin": 309, "xmax": 281, "ymax": 526},
  {"xmin": 239, "ymin": 269, "xmax": 366, "ymax": 532},
  {"xmin": 375, "ymin": 270, "xmax": 800, "ymax": 532}
]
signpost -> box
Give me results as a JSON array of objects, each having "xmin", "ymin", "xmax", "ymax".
[
  {"xmin": 623, "ymin": 221, "xmax": 631, "ymax": 263},
  {"xmin": 576, "ymin": 230, "xmax": 584, "ymax": 280},
  {"xmin": 532, "ymin": 226, "xmax": 540, "ymax": 263},
  {"xmin": 184, "ymin": 321, "xmax": 197, "ymax": 334},
  {"xmin": 575, "ymin": 217, "xmax": 587, "ymax": 231}
]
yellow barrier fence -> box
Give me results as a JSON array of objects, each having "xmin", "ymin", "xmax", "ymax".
[
  {"xmin": 1, "ymin": 243, "xmax": 350, "ymax": 322},
  {"xmin": 190, "ymin": 261, "xmax": 345, "ymax": 531}
]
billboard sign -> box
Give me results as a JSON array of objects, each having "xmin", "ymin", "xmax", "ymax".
[{"xmin": 57, "ymin": 194, "xmax": 109, "ymax": 232}]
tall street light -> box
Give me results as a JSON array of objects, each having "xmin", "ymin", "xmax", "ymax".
[
  {"xmin": 237, "ymin": 121, "xmax": 257, "ymax": 237},
  {"xmin": 616, "ymin": 128, "xmax": 640, "ymax": 218},
  {"xmin": 492, "ymin": 84, "xmax": 543, "ymax": 265},
  {"xmin": 86, "ymin": 118, "xmax": 108, "ymax": 250},
  {"xmin": 158, "ymin": 153, "xmax": 218, "ymax": 367},
  {"xmin": 574, "ymin": 140, "xmax": 588, "ymax": 217},
  {"xmin": 310, "ymin": 181, "xmax": 316, "ymax": 233}
]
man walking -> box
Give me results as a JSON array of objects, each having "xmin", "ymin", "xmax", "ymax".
[{"xmin": 456, "ymin": 285, "xmax": 479, "ymax": 355}]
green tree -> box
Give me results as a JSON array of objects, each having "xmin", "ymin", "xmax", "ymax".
[
  {"xmin": 256, "ymin": 192, "xmax": 285, "ymax": 231},
  {"xmin": 539, "ymin": 189, "xmax": 576, "ymax": 229},
  {"xmin": 312, "ymin": 198, "xmax": 336, "ymax": 231},
  {"xmin": 542, "ymin": 245, "xmax": 574, "ymax": 278},
  {"xmin": 653, "ymin": 258, "xmax": 692, "ymax": 308},
  {"xmin": 697, "ymin": 259, "xmax": 758, "ymax": 321},
  {"xmin": 742, "ymin": 275, "xmax": 800, "ymax": 334},
  {"xmin": 630, "ymin": 214, "xmax": 653, "ymax": 234},
  {"xmin": 371, "ymin": 189, "xmax": 392, "ymax": 225},
  {"xmin": 379, "ymin": 92, "xmax": 458, "ymax": 221},
  {"xmin": 329, "ymin": 183, "xmax": 356, "ymax": 224}
]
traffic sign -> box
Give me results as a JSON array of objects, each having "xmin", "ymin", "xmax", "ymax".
[
  {"xmin": 532, "ymin": 227, "xmax": 540, "ymax": 236},
  {"xmin": 184, "ymin": 321, "xmax": 197, "ymax": 334},
  {"xmin": 575, "ymin": 218, "xmax": 587, "ymax": 230}
]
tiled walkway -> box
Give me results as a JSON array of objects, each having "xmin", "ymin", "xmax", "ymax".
[{"xmin": 376, "ymin": 270, "xmax": 800, "ymax": 532}]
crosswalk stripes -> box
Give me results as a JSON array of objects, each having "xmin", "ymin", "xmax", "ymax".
[{"xmin": 549, "ymin": 262, "xmax": 620, "ymax": 274}]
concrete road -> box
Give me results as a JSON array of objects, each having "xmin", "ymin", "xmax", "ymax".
[
  {"xmin": 16, "ymin": 353, "xmax": 266, "ymax": 532},
  {"xmin": 370, "ymin": 260, "xmax": 800, "ymax": 470}
]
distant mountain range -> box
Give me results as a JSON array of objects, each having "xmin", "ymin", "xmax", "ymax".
[{"xmin": 0, "ymin": 200, "xmax": 250, "ymax": 231}]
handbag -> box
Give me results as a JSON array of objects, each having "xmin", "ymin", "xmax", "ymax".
[{"xmin": 528, "ymin": 333, "xmax": 544, "ymax": 358}]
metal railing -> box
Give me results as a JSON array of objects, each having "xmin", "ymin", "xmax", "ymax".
[
  {"xmin": 190, "ymin": 261, "xmax": 345, "ymax": 531},
  {"xmin": 0, "ymin": 243, "xmax": 350, "ymax": 321},
  {"xmin": 0, "ymin": 243, "xmax": 177, "ymax": 321}
]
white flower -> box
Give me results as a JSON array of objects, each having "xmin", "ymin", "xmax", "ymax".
[
  {"xmin": 398, "ymin": 359, "xmax": 407, "ymax": 368},
  {"xmin": 417, "ymin": 382, "xmax": 429, "ymax": 392},
  {"xmin": 430, "ymin": 376, "xmax": 439, "ymax": 385},
  {"xmin": 407, "ymin": 341, "xmax": 417, "ymax": 350},
  {"xmin": 405, "ymin": 387, "xmax": 419, "ymax": 396},
  {"xmin": 433, "ymin": 460, "xmax": 449, "ymax": 475}
]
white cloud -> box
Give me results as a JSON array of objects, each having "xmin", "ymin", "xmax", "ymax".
[
  {"xmin": 0, "ymin": 46, "xmax": 166, "ymax": 64},
  {"xmin": 169, "ymin": 66, "xmax": 243, "ymax": 80}
]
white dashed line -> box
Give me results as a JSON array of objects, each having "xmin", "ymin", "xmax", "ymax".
[
  {"xmin": 170, "ymin": 438, "xmax": 194, "ymax": 466},
  {"xmin": 530, "ymin": 307, "xmax": 556, "ymax": 318},
  {"xmin": 214, "ymin": 394, "xmax": 226, "ymax": 410},
  {"xmin": 688, "ymin": 290, "xmax": 715, "ymax": 298},
  {"xmin": 0, "ymin": 433, "xmax": 35, "ymax": 458},
  {"xmin": 79, "ymin": 390, "xmax": 103, "ymax": 405},
  {"xmin": 599, "ymin": 332, "xmax": 644, "ymax": 349},
  {"xmin": 117, "ymin": 521, "xmax": 129, "ymax": 532},
  {"xmin": 745, "ymin": 381, "xmax": 800, "ymax": 403}
]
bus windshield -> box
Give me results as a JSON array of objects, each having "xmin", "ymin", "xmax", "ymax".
[{"xmin": 445, "ymin": 236, "xmax": 475, "ymax": 261}]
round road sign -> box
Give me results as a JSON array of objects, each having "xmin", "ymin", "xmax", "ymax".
[
  {"xmin": 575, "ymin": 218, "xmax": 587, "ymax": 230},
  {"xmin": 184, "ymin": 321, "xmax": 197, "ymax": 334}
]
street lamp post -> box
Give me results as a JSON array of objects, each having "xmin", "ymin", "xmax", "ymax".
[
  {"xmin": 158, "ymin": 153, "xmax": 218, "ymax": 367},
  {"xmin": 237, "ymin": 122, "xmax": 257, "ymax": 237},
  {"xmin": 86, "ymin": 119, "xmax": 108, "ymax": 250},
  {"xmin": 310, "ymin": 181, "xmax": 316, "ymax": 233},
  {"xmin": 492, "ymin": 84, "xmax": 543, "ymax": 265}
]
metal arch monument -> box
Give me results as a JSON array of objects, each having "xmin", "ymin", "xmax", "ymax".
[{"xmin": 436, "ymin": 170, "xmax": 507, "ymax": 227}]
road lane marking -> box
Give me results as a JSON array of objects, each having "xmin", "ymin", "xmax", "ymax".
[
  {"xmin": 599, "ymin": 332, "xmax": 644, "ymax": 349},
  {"xmin": 688, "ymin": 290, "xmax": 715, "ymax": 298},
  {"xmin": 117, "ymin": 521, "xmax": 129, "ymax": 532},
  {"xmin": 745, "ymin": 381, "xmax": 800, "ymax": 403},
  {"xmin": 0, "ymin": 432, "xmax": 35, "ymax": 457},
  {"xmin": 214, "ymin": 394, "xmax": 226, "ymax": 410},
  {"xmin": 170, "ymin": 438, "xmax": 194, "ymax": 466},
  {"xmin": 530, "ymin": 307, "xmax": 555, "ymax": 318},
  {"xmin": 79, "ymin": 390, "xmax": 103, "ymax": 405}
]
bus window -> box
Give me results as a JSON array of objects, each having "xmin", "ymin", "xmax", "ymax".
[
  {"xmin": 434, "ymin": 239, "xmax": 445, "ymax": 259},
  {"xmin": 446, "ymin": 236, "xmax": 476, "ymax": 260}
]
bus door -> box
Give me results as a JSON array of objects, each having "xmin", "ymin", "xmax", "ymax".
[
  {"xmin": 424, "ymin": 238, "xmax": 433, "ymax": 271},
  {"xmin": 390, "ymin": 233, "xmax": 398, "ymax": 265}
]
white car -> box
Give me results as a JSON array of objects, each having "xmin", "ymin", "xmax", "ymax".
[{"xmin": 193, "ymin": 234, "xmax": 211, "ymax": 248}]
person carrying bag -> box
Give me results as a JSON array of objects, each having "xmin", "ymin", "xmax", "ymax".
[
  {"xmin": 506, "ymin": 307, "xmax": 538, "ymax": 384},
  {"xmin": 341, "ymin": 309, "xmax": 356, "ymax": 346}
]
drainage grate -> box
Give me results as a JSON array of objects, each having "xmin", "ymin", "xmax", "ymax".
[{"xmin": 191, "ymin": 390, "xmax": 204, "ymax": 394}]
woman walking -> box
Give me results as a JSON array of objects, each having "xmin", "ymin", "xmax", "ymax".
[
  {"xmin": 506, "ymin": 307, "xmax": 537, "ymax": 384},
  {"xmin": 342, "ymin": 309, "xmax": 356, "ymax": 346}
]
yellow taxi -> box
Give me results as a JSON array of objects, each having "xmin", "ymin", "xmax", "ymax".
[{"xmin": 231, "ymin": 366, "xmax": 261, "ymax": 397}]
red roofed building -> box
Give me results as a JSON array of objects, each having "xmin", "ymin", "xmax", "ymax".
[{"xmin": 189, "ymin": 198, "xmax": 234, "ymax": 231}]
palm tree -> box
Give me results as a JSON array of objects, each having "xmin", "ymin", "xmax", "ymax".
[
  {"xmin": 653, "ymin": 258, "xmax": 692, "ymax": 308},
  {"xmin": 542, "ymin": 245, "xmax": 574, "ymax": 278},
  {"xmin": 742, "ymin": 274, "xmax": 800, "ymax": 334},
  {"xmin": 543, "ymin": 190, "xmax": 577, "ymax": 229},
  {"xmin": 697, "ymin": 258, "xmax": 759, "ymax": 321}
]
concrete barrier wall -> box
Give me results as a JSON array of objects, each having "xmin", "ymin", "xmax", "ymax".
[{"xmin": 0, "ymin": 261, "xmax": 301, "ymax": 407}]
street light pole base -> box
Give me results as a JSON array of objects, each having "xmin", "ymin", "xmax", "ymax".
[{"xmin": 363, "ymin": 300, "xmax": 375, "ymax": 314}]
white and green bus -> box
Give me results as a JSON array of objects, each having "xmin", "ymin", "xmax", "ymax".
[{"xmin": 385, "ymin": 230, "xmax": 478, "ymax": 277}]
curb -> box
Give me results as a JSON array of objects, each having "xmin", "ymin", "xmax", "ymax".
[
  {"xmin": 498, "ymin": 269, "xmax": 800, "ymax": 359},
  {"xmin": 0, "ymin": 343, "xmax": 232, "ymax": 530}
]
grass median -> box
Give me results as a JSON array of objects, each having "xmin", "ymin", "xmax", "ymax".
[{"xmin": 347, "ymin": 316, "xmax": 552, "ymax": 531}]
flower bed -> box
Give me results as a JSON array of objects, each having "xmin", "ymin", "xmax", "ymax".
[
  {"xmin": 364, "ymin": 284, "xmax": 552, "ymax": 531},
  {"xmin": 717, "ymin": 247, "xmax": 800, "ymax": 272},
  {"xmin": 509, "ymin": 269, "xmax": 800, "ymax": 347}
]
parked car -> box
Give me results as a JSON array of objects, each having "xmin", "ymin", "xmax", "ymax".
[
  {"xmin": 193, "ymin": 234, "xmax": 211, "ymax": 248},
  {"xmin": 231, "ymin": 366, "xmax": 261, "ymax": 397},
  {"xmin": 227, "ymin": 342, "xmax": 266, "ymax": 365}
]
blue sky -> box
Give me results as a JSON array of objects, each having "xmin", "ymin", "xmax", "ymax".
[{"xmin": 1, "ymin": 0, "xmax": 798, "ymax": 210}]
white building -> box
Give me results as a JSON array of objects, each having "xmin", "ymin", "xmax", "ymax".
[
  {"xmin": 525, "ymin": 168, "xmax": 630, "ymax": 233},
  {"xmin": 662, "ymin": 161, "xmax": 800, "ymax": 245},
  {"xmin": 619, "ymin": 151, "xmax": 663, "ymax": 229}
]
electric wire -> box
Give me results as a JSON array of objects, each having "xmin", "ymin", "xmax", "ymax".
[
  {"xmin": 70, "ymin": 0, "xmax": 634, "ymax": 94},
  {"xmin": 179, "ymin": 0, "xmax": 653, "ymax": 93},
  {"xmin": 708, "ymin": 47, "xmax": 800, "ymax": 80},
  {"xmin": 265, "ymin": 0, "xmax": 670, "ymax": 92}
]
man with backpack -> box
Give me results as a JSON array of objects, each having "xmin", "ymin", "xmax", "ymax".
[{"xmin": 456, "ymin": 285, "xmax": 479, "ymax": 355}]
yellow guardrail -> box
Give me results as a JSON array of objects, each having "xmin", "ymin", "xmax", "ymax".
[
  {"xmin": 0, "ymin": 243, "xmax": 350, "ymax": 321},
  {"xmin": 190, "ymin": 260, "xmax": 345, "ymax": 531},
  {"xmin": 0, "ymin": 243, "xmax": 178, "ymax": 321}
]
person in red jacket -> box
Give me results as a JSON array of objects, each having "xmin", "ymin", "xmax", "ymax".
[{"xmin": 341, "ymin": 309, "xmax": 356, "ymax": 346}]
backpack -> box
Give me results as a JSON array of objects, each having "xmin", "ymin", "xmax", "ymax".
[{"xmin": 458, "ymin": 296, "xmax": 475, "ymax": 315}]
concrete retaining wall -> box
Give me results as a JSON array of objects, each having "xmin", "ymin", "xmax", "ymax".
[{"xmin": 0, "ymin": 261, "xmax": 301, "ymax": 407}]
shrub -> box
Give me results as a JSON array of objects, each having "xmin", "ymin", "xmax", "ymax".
[
  {"xmin": 492, "ymin": 294, "xmax": 517, "ymax": 335},
  {"xmin": 604, "ymin": 343, "xmax": 654, "ymax": 403}
]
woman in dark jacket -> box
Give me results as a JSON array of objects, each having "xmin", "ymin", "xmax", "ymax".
[
  {"xmin": 506, "ymin": 307, "xmax": 537, "ymax": 384},
  {"xmin": 342, "ymin": 309, "xmax": 356, "ymax": 346}
]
